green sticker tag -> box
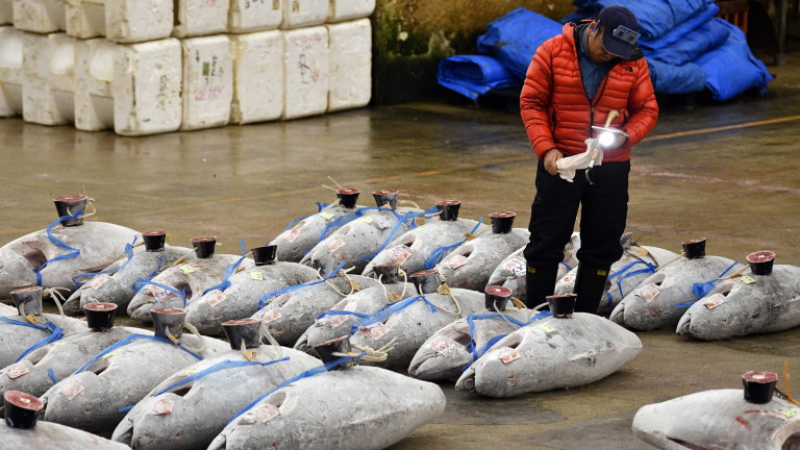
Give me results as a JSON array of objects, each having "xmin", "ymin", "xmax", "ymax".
[
  {"xmin": 177, "ymin": 366, "xmax": 199, "ymax": 376},
  {"xmin": 359, "ymin": 217, "xmax": 374, "ymax": 224},
  {"xmin": 102, "ymin": 349, "xmax": 123, "ymax": 360},
  {"xmin": 782, "ymin": 408, "xmax": 800, "ymax": 419},
  {"xmin": 250, "ymin": 271, "xmax": 264, "ymax": 281},
  {"xmin": 180, "ymin": 265, "xmax": 195, "ymax": 274},
  {"xmin": 50, "ymin": 341, "xmax": 68, "ymax": 347},
  {"xmin": 319, "ymin": 212, "xmax": 335, "ymax": 220},
  {"xmin": 538, "ymin": 323, "xmax": 556, "ymax": 333},
  {"xmin": 741, "ymin": 276, "xmax": 756, "ymax": 284}
]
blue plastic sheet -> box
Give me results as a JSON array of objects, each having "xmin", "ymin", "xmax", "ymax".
[
  {"xmin": 645, "ymin": 58, "xmax": 706, "ymax": 95},
  {"xmin": 639, "ymin": 3, "xmax": 720, "ymax": 53},
  {"xmin": 437, "ymin": 55, "xmax": 521, "ymax": 100},
  {"xmin": 644, "ymin": 17, "xmax": 731, "ymax": 66}
]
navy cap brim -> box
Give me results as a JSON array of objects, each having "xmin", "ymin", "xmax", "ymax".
[{"xmin": 602, "ymin": 33, "xmax": 634, "ymax": 60}]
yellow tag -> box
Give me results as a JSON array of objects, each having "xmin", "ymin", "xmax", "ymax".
[
  {"xmin": 389, "ymin": 292, "xmax": 403, "ymax": 302},
  {"xmin": 538, "ymin": 323, "xmax": 556, "ymax": 333},
  {"xmin": 51, "ymin": 341, "xmax": 68, "ymax": 347},
  {"xmin": 358, "ymin": 217, "xmax": 374, "ymax": 224},
  {"xmin": 416, "ymin": 217, "xmax": 426, "ymax": 226},
  {"xmin": 180, "ymin": 265, "xmax": 195, "ymax": 274},
  {"xmin": 782, "ymin": 408, "xmax": 800, "ymax": 418},
  {"xmin": 463, "ymin": 233, "xmax": 476, "ymax": 241},
  {"xmin": 102, "ymin": 349, "xmax": 123, "ymax": 359},
  {"xmin": 250, "ymin": 271, "xmax": 264, "ymax": 281},
  {"xmin": 437, "ymin": 284, "xmax": 451, "ymax": 295},
  {"xmin": 319, "ymin": 212, "xmax": 335, "ymax": 220},
  {"xmin": 741, "ymin": 276, "xmax": 756, "ymax": 284},
  {"xmin": 350, "ymin": 280, "xmax": 361, "ymax": 291},
  {"xmin": 272, "ymin": 0, "xmax": 279, "ymax": 10},
  {"xmin": 511, "ymin": 297, "xmax": 526, "ymax": 309},
  {"xmin": 637, "ymin": 247, "xmax": 649, "ymax": 256},
  {"xmin": 177, "ymin": 366, "xmax": 199, "ymax": 376}
]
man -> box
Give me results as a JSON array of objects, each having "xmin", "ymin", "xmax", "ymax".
[{"xmin": 520, "ymin": 5, "xmax": 658, "ymax": 313}]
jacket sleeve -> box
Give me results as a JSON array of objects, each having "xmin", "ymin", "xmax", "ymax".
[
  {"xmin": 622, "ymin": 59, "xmax": 659, "ymax": 147},
  {"xmin": 520, "ymin": 40, "xmax": 557, "ymax": 159}
]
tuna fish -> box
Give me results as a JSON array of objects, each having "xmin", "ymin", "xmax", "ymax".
[
  {"xmin": 40, "ymin": 308, "xmax": 231, "ymax": 433},
  {"xmin": 293, "ymin": 264, "xmax": 418, "ymax": 355},
  {"xmin": 111, "ymin": 319, "xmax": 321, "ymax": 450},
  {"xmin": 63, "ymin": 235, "xmax": 196, "ymax": 314},
  {"xmin": 1, "ymin": 391, "xmax": 130, "ymax": 450},
  {"xmin": 488, "ymin": 232, "xmax": 581, "ymax": 300},
  {"xmin": 208, "ymin": 365, "xmax": 446, "ymax": 450},
  {"xmin": 0, "ymin": 301, "xmax": 17, "ymax": 316},
  {"xmin": 361, "ymin": 200, "xmax": 488, "ymax": 277},
  {"xmin": 186, "ymin": 245, "xmax": 319, "ymax": 336},
  {"xmin": 632, "ymin": 384, "xmax": 800, "ymax": 449},
  {"xmin": 677, "ymin": 251, "xmax": 800, "ymax": 340},
  {"xmin": 269, "ymin": 188, "xmax": 366, "ymax": 262},
  {"xmin": 455, "ymin": 313, "xmax": 642, "ymax": 398},
  {"xmin": 435, "ymin": 212, "xmax": 529, "ymax": 291},
  {"xmin": 126, "ymin": 237, "xmax": 255, "ymax": 322},
  {"xmin": 610, "ymin": 239, "xmax": 742, "ymax": 331},
  {"xmin": 255, "ymin": 274, "xmax": 379, "ymax": 347},
  {"xmin": 300, "ymin": 190, "xmax": 426, "ymax": 275},
  {"xmin": 555, "ymin": 242, "xmax": 679, "ymax": 315}
]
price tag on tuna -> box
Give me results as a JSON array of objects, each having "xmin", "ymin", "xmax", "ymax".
[
  {"xmin": 538, "ymin": 323, "xmax": 556, "ymax": 333},
  {"xmin": 319, "ymin": 212, "xmax": 335, "ymax": 220},
  {"xmin": 637, "ymin": 284, "xmax": 660, "ymax": 303},
  {"xmin": 741, "ymin": 276, "xmax": 756, "ymax": 284},
  {"xmin": 250, "ymin": 271, "xmax": 264, "ymax": 281},
  {"xmin": 358, "ymin": 217, "xmax": 374, "ymax": 224},
  {"xmin": 782, "ymin": 408, "xmax": 800, "ymax": 418},
  {"xmin": 500, "ymin": 351, "xmax": 520, "ymax": 364},
  {"xmin": 180, "ymin": 265, "xmax": 195, "ymax": 274},
  {"xmin": 703, "ymin": 294, "xmax": 725, "ymax": 309}
]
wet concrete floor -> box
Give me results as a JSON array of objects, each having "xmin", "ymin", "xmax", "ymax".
[{"xmin": 1, "ymin": 54, "xmax": 800, "ymax": 448}]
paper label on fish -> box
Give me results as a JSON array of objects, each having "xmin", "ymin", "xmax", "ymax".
[
  {"xmin": 207, "ymin": 291, "xmax": 226, "ymax": 307},
  {"xmin": 326, "ymin": 236, "xmax": 346, "ymax": 253},
  {"xmin": 88, "ymin": 275, "xmax": 109, "ymax": 290},
  {"xmin": 358, "ymin": 216, "xmax": 374, "ymax": 224},
  {"xmin": 61, "ymin": 379, "xmax": 84, "ymax": 400},
  {"xmin": 180, "ymin": 264, "xmax": 195, "ymax": 274},
  {"xmin": 370, "ymin": 324, "xmax": 391, "ymax": 340},
  {"xmin": 151, "ymin": 398, "xmax": 174, "ymax": 415},
  {"xmin": 449, "ymin": 254, "xmax": 469, "ymax": 270},
  {"xmin": 250, "ymin": 271, "xmax": 264, "ymax": 281},
  {"xmin": 260, "ymin": 306, "xmax": 282, "ymax": 323},
  {"xmin": 429, "ymin": 338, "xmax": 457, "ymax": 356},
  {"xmin": 637, "ymin": 284, "xmax": 660, "ymax": 303},
  {"xmin": 3, "ymin": 362, "xmax": 30, "ymax": 379},
  {"xmin": 281, "ymin": 225, "xmax": 303, "ymax": 243},
  {"xmin": 319, "ymin": 212, "xmax": 335, "ymax": 220},
  {"xmin": 151, "ymin": 286, "xmax": 175, "ymax": 303},
  {"xmin": 782, "ymin": 408, "xmax": 800, "ymax": 419},
  {"xmin": 388, "ymin": 246, "xmax": 412, "ymax": 265},
  {"xmin": 499, "ymin": 349, "xmax": 521, "ymax": 364},
  {"xmin": 741, "ymin": 276, "xmax": 756, "ymax": 285},
  {"xmin": 703, "ymin": 293, "xmax": 726, "ymax": 309},
  {"xmin": 329, "ymin": 315, "xmax": 349, "ymax": 328},
  {"xmin": 102, "ymin": 349, "xmax": 123, "ymax": 359},
  {"xmin": 505, "ymin": 259, "xmax": 526, "ymax": 278},
  {"xmin": 538, "ymin": 323, "xmax": 556, "ymax": 333},
  {"xmin": 255, "ymin": 403, "xmax": 280, "ymax": 423}
]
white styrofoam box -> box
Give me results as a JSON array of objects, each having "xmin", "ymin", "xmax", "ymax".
[
  {"xmin": 328, "ymin": 0, "xmax": 374, "ymax": 23},
  {"xmin": 282, "ymin": 25, "xmax": 328, "ymax": 120},
  {"xmin": 180, "ymin": 35, "xmax": 233, "ymax": 130},
  {"xmin": 74, "ymin": 37, "xmax": 115, "ymax": 130},
  {"xmin": 65, "ymin": 0, "xmax": 173, "ymax": 44},
  {"xmin": 229, "ymin": 0, "xmax": 282, "ymax": 34},
  {"xmin": 21, "ymin": 31, "xmax": 75, "ymax": 126},
  {"xmin": 173, "ymin": 0, "xmax": 228, "ymax": 38},
  {"xmin": 111, "ymin": 38, "xmax": 182, "ymax": 136},
  {"xmin": 327, "ymin": 18, "xmax": 370, "ymax": 112},
  {"xmin": 0, "ymin": 26, "xmax": 23, "ymax": 116},
  {"xmin": 230, "ymin": 30, "xmax": 283, "ymax": 124},
  {"xmin": 280, "ymin": 0, "xmax": 326, "ymax": 29},
  {"xmin": 0, "ymin": 0, "xmax": 13, "ymax": 24},
  {"xmin": 14, "ymin": 0, "xmax": 66, "ymax": 33}
]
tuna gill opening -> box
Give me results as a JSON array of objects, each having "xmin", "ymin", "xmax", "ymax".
[
  {"xmin": 667, "ymin": 437, "xmax": 712, "ymax": 450},
  {"xmin": 648, "ymin": 272, "xmax": 667, "ymax": 287},
  {"xmin": 84, "ymin": 358, "xmax": 109, "ymax": 376},
  {"xmin": 783, "ymin": 434, "xmax": 800, "ymax": 450},
  {"xmin": 25, "ymin": 347, "xmax": 50, "ymax": 365},
  {"xmin": 21, "ymin": 247, "xmax": 48, "ymax": 270}
]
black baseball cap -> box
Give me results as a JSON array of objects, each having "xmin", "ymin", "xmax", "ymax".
[{"xmin": 597, "ymin": 5, "xmax": 641, "ymax": 60}]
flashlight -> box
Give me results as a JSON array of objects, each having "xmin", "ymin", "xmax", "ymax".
[{"xmin": 598, "ymin": 131, "xmax": 616, "ymax": 148}]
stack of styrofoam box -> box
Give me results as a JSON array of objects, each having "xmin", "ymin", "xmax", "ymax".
[{"xmin": 0, "ymin": 0, "xmax": 373, "ymax": 136}]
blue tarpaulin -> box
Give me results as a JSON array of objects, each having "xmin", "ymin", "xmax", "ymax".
[{"xmin": 437, "ymin": 55, "xmax": 521, "ymax": 100}]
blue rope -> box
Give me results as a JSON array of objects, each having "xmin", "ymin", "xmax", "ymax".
[
  {"xmin": 257, "ymin": 260, "xmax": 346, "ymax": 309},
  {"xmin": 349, "ymin": 295, "xmax": 438, "ymax": 334},
  {"xmin": 423, "ymin": 218, "xmax": 484, "ymax": 270},
  {"xmin": 316, "ymin": 310, "xmax": 370, "ymax": 320},
  {"xmin": 228, "ymin": 354, "xmax": 364, "ymax": 424},
  {"xmin": 72, "ymin": 236, "xmax": 139, "ymax": 288},
  {"xmin": 33, "ymin": 212, "xmax": 85, "ymax": 286},
  {"xmin": 355, "ymin": 207, "xmax": 439, "ymax": 263},
  {"xmin": 0, "ymin": 316, "xmax": 66, "ymax": 363},
  {"xmin": 202, "ymin": 240, "xmax": 248, "ymax": 296},
  {"xmin": 690, "ymin": 260, "xmax": 740, "ymax": 300},
  {"xmin": 153, "ymin": 357, "xmax": 290, "ymax": 397},
  {"xmin": 279, "ymin": 202, "xmax": 330, "ymax": 233},
  {"xmin": 560, "ymin": 260, "xmax": 573, "ymax": 272},
  {"xmin": 608, "ymin": 261, "xmax": 656, "ymax": 304},
  {"xmin": 465, "ymin": 311, "xmax": 551, "ymax": 361},
  {"xmin": 74, "ymin": 334, "xmax": 204, "ymax": 375},
  {"xmin": 131, "ymin": 256, "xmax": 164, "ymax": 291},
  {"xmin": 132, "ymin": 280, "xmax": 188, "ymax": 307},
  {"xmin": 48, "ymin": 368, "xmax": 57, "ymax": 385}
]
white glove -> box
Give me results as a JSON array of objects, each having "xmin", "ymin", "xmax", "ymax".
[{"xmin": 556, "ymin": 138, "xmax": 603, "ymax": 182}]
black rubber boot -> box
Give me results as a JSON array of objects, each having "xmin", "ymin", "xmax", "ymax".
[
  {"xmin": 525, "ymin": 264, "xmax": 559, "ymax": 309},
  {"xmin": 573, "ymin": 264, "xmax": 611, "ymax": 314}
]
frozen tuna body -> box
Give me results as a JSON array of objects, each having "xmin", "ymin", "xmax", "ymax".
[
  {"xmin": 456, "ymin": 313, "xmax": 642, "ymax": 398},
  {"xmin": 0, "ymin": 419, "xmax": 131, "ymax": 450},
  {"xmin": 0, "ymin": 314, "xmax": 87, "ymax": 370},
  {"xmin": 208, "ymin": 366, "xmax": 446, "ymax": 450}
]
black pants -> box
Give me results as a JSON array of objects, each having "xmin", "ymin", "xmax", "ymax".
[{"xmin": 524, "ymin": 160, "xmax": 630, "ymax": 268}]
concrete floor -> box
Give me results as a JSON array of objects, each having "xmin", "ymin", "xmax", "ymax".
[{"xmin": 2, "ymin": 54, "xmax": 800, "ymax": 449}]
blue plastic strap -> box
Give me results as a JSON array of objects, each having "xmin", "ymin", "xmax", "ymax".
[
  {"xmin": 464, "ymin": 310, "xmax": 551, "ymax": 367},
  {"xmin": 560, "ymin": 261, "xmax": 573, "ymax": 272},
  {"xmin": 72, "ymin": 236, "xmax": 139, "ymax": 288},
  {"xmin": 132, "ymin": 280, "xmax": 188, "ymax": 307},
  {"xmin": 280, "ymin": 202, "xmax": 332, "ymax": 233},
  {"xmin": 202, "ymin": 240, "xmax": 248, "ymax": 296},
  {"xmin": 257, "ymin": 260, "xmax": 346, "ymax": 309},
  {"xmin": 0, "ymin": 316, "xmax": 53, "ymax": 331},
  {"xmin": 355, "ymin": 206, "xmax": 439, "ymax": 263},
  {"xmin": 350, "ymin": 295, "xmax": 438, "ymax": 334},
  {"xmin": 691, "ymin": 261, "xmax": 739, "ymax": 298},
  {"xmin": 424, "ymin": 218, "xmax": 484, "ymax": 270},
  {"xmin": 47, "ymin": 368, "xmax": 57, "ymax": 385},
  {"xmin": 228, "ymin": 354, "xmax": 364, "ymax": 424},
  {"xmin": 74, "ymin": 334, "xmax": 203, "ymax": 375},
  {"xmin": 609, "ymin": 261, "xmax": 656, "ymax": 301},
  {"xmin": 131, "ymin": 256, "xmax": 164, "ymax": 291},
  {"xmin": 316, "ymin": 310, "xmax": 370, "ymax": 320},
  {"xmin": 33, "ymin": 212, "xmax": 85, "ymax": 286},
  {"xmin": 14, "ymin": 325, "xmax": 65, "ymax": 363},
  {"xmin": 118, "ymin": 406, "xmax": 134, "ymax": 413},
  {"xmin": 154, "ymin": 357, "xmax": 291, "ymax": 397}
]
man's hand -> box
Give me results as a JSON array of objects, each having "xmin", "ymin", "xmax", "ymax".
[{"xmin": 543, "ymin": 149, "xmax": 563, "ymax": 175}]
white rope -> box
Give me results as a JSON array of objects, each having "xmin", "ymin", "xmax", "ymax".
[
  {"xmin": 333, "ymin": 336, "xmax": 397, "ymax": 363},
  {"xmin": 179, "ymin": 321, "xmax": 206, "ymax": 355}
]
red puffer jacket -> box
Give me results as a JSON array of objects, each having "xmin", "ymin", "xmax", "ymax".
[{"xmin": 520, "ymin": 22, "xmax": 658, "ymax": 162}]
